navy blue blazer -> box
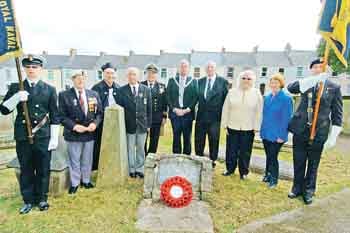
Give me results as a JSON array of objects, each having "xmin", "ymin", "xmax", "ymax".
[{"xmin": 59, "ymin": 88, "xmax": 103, "ymax": 142}]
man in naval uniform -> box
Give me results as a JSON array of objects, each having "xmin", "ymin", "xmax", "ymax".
[
  {"xmin": 287, "ymin": 58, "xmax": 343, "ymax": 205},
  {"xmin": 91, "ymin": 62, "xmax": 121, "ymax": 170},
  {"xmin": 141, "ymin": 64, "xmax": 167, "ymax": 155},
  {"xmin": 0, "ymin": 55, "xmax": 60, "ymax": 214}
]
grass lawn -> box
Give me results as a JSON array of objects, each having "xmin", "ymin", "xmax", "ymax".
[{"xmin": 0, "ymin": 123, "xmax": 349, "ymax": 233}]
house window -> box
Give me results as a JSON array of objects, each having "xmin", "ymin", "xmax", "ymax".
[
  {"xmin": 259, "ymin": 83, "xmax": 266, "ymax": 96},
  {"xmin": 227, "ymin": 67, "xmax": 234, "ymax": 78},
  {"xmin": 63, "ymin": 69, "xmax": 72, "ymax": 79},
  {"xmin": 161, "ymin": 68, "xmax": 167, "ymax": 79},
  {"xmin": 278, "ymin": 68, "xmax": 285, "ymax": 74},
  {"xmin": 47, "ymin": 70, "xmax": 54, "ymax": 80},
  {"xmin": 261, "ymin": 67, "xmax": 268, "ymax": 77},
  {"xmin": 97, "ymin": 70, "xmax": 103, "ymax": 80},
  {"xmin": 332, "ymin": 71, "xmax": 338, "ymax": 77},
  {"xmin": 296, "ymin": 67, "xmax": 303, "ymax": 78},
  {"xmin": 194, "ymin": 67, "xmax": 201, "ymax": 78}
]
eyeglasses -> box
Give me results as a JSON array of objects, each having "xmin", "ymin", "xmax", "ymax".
[
  {"xmin": 241, "ymin": 77, "xmax": 252, "ymax": 81},
  {"xmin": 25, "ymin": 65, "xmax": 40, "ymax": 69}
]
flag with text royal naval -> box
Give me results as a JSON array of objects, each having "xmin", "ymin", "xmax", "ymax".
[{"xmin": 0, "ymin": 0, "xmax": 22, "ymax": 62}]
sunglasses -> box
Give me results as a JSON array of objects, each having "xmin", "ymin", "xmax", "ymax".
[
  {"xmin": 241, "ymin": 77, "xmax": 252, "ymax": 81},
  {"xmin": 25, "ymin": 65, "xmax": 40, "ymax": 69}
]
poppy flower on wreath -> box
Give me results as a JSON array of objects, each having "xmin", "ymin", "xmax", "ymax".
[{"xmin": 160, "ymin": 176, "xmax": 193, "ymax": 208}]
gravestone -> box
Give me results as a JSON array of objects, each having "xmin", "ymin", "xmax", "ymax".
[
  {"xmin": 97, "ymin": 105, "xmax": 129, "ymax": 188},
  {"xmin": 7, "ymin": 134, "xmax": 70, "ymax": 197},
  {"xmin": 137, "ymin": 154, "xmax": 214, "ymax": 233}
]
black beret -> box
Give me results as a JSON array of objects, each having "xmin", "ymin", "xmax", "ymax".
[
  {"xmin": 145, "ymin": 63, "xmax": 159, "ymax": 73},
  {"xmin": 309, "ymin": 58, "xmax": 323, "ymax": 69},
  {"xmin": 22, "ymin": 54, "xmax": 44, "ymax": 67},
  {"xmin": 101, "ymin": 62, "xmax": 116, "ymax": 71}
]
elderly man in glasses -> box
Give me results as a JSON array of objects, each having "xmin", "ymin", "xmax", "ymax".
[
  {"xmin": 221, "ymin": 70, "xmax": 263, "ymax": 179},
  {"xmin": 0, "ymin": 55, "xmax": 60, "ymax": 214}
]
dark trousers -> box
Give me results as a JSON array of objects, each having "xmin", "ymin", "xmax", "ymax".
[
  {"xmin": 195, "ymin": 121, "xmax": 221, "ymax": 161},
  {"xmin": 262, "ymin": 139, "xmax": 283, "ymax": 183},
  {"xmin": 292, "ymin": 135, "xmax": 323, "ymax": 195},
  {"xmin": 16, "ymin": 138, "xmax": 51, "ymax": 204},
  {"xmin": 144, "ymin": 124, "xmax": 161, "ymax": 155},
  {"xmin": 225, "ymin": 129, "xmax": 255, "ymax": 176},
  {"xmin": 170, "ymin": 113, "xmax": 193, "ymax": 155},
  {"xmin": 92, "ymin": 123, "xmax": 103, "ymax": 171}
]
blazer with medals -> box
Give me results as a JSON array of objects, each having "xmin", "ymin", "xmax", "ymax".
[
  {"xmin": 196, "ymin": 75, "xmax": 228, "ymax": 123},
  {"xmin": 287, "ymin": 80, "xmax": 343, "ymax": 144},
  {"xmin": 166, "ymin": 75, "xmax": 198, "ymax": 120},
  {"xmin": 141, "ymin": 80, "xmax": 167, "ymax": 125},
  {"xmin": 119, "ymin": 83, "xmax": 152, "ymax": 134},
  {"xmin": 58, "ymin": 88, "xmax": 103, "ymax": 142},
  {"xmin": 91, "ymin": 80, "xmax": 121, "ymax": 112},
  {"xmin": 0, "ymin": 80, "xmax": 60, "ymax": 141}
]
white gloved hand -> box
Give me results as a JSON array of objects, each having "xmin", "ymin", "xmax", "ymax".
[
  {"xmin": 2, "ymin": 91, "xmax": 29, "ymax": 112},
  {"xmin": 324, "ymin": 125, "xmax": 342, "ymax": 150},
  {"xmin": 18, "ymin": 91, "xmax": 29, "ymax": 102},
  {"xmin": 299, "ymin": 73, "xmax": 328, "ymax": 93},
  {"xmin": 48, "ymin": 124, "xmax": 60, "ymax": 151}
]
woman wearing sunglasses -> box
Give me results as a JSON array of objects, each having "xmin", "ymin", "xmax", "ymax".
[{"xmin": 221, "ymin": 70, "xmax": 263, "ymax": 179}]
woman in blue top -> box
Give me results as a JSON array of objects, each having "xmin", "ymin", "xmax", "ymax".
[{"xmin": 260, "ymin": 73, "xmax": 293, "ymax": 188}]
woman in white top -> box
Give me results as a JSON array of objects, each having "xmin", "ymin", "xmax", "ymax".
[{"xmin": 221, "ymin": 70, "xmax": 263, "ymax": 179}]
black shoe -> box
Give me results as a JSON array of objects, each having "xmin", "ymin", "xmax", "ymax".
[
  {"xmin": 268, "ymin": 181, "xmax": 277, "ymax": 189},
  {"xmin": 19, "ymin": 204, "xmax": 33, "ymax": 214},
  {"xmin": 68, "ymin": 186, "xmax": 79, "ymax": 194},
  {"xmin": 38, "ymin": 201, "xmax": 50, "ymax": 211},
  {"xmin": 82, "ymin": 182, "xmax": 94, "ymax": 189},
  {"xmin": 288, "ymin": 192, "xmax": 301, "ymax": 199},
  {"xmin": 240, "ymin": 175, "xmax": 248, "ymax": 180},
  {"xmin": 212, "ymin": 161, "xmax": 216, "ymax": 168},
  {"xmin": 136, "ymin": 172, "xmax": 144, "ymax": 179},
  {"xmin": 222, "ymin": 171, "xmax": 233, "ymax": 176},
  {"xmin": 303, "ymin": 193, "xmax": 313, "ymax": 205},
  {"xmin": 129, "ymin": 173, "xmax": 137, "ymax": 178},
  {"xmin": 262, "ymin": 175, "xmax": 270, "ymax": 183}
]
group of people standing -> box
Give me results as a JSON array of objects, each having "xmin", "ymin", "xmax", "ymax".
[{"xmin": 0, "ymin": 55, "xmax": 343, "ymax": 214}]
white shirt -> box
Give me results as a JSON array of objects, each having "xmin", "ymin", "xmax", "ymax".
[
  {"xmin": 108, "ymin": 88, "xmax": 116, "ymax": 106},
  {"xmin": 75, "ymin": 88, "xmax": 88, "ymax": 115},
  {"xmin": 179, "ymin": 76, "xmax": 187, "ymax": 108},
  {"xmin": 129, "ymin": 83, "xmax": 139, "ymax": 96},
  {"xmin": 26, "ymin": 78, "xmax": 39, "ymax": 87},
  {"xmin": 204, "ymin": 75, "xmax": 216, "ymax": 98}
]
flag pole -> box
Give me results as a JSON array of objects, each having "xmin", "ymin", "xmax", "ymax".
[
  {"xmin": 15, "ymin": 57, "xmax": 34, "ymax": 144},
  {"xmin": 309, "ymin": 41, "xmax": 330, "ymax": 144}
]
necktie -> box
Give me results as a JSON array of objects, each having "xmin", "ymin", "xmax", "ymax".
[
  {"xmin": 132, "ymin": 86, "xmax": 137, "ymax": 96},
  {"xmin": 79, "ymin": 91, "xmax": 85, "ymax": 114},
  {"xmin": 150, "ymin": 83, "xmax": 153, "ymax": 89},
  {"xmin": 206, "ymin": 79, "xmax": 212, "ymax": 99}
]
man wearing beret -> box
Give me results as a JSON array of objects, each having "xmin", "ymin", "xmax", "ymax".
[
  {"xmin": 141, "ymin": 64, "xmax": 167, "ymax": 155},
  {"xmin": 0, "ymin": 55, "xmax": 60, "ymax": 214},
  {"xmin": 287, "ymin": 58, "xmax": 343, "ymax": 205},
  {"xmin": 91, "ymin": 62, "xmax": 121, "ymax": 170},
  {"xmin": 59, "ymin": 72, "xmax": 102, "ymax": 194}
]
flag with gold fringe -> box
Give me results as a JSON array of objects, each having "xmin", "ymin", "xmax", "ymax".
[{"xmin": 0, "ymin": 0, "xmax": 22, "ymax": 62}]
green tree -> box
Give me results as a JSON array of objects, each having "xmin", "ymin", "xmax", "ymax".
[{"xmin": 317, "ymin": 39, "xmax": 350, "ymax": 74}]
